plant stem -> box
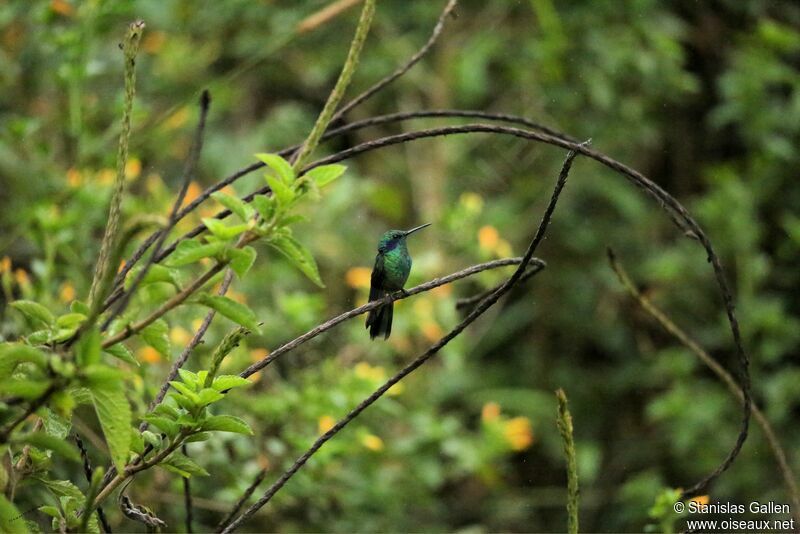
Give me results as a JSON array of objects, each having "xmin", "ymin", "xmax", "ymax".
[
  {"xmin": 291, "ymin": 0, "xmax": 376, "ymax": 171},
  {"xmin": 88, "ymin": 20, "xmax": 144, "ymax": 308},
  {"xmin": 556, "ymin": 388, "xmax": 579, "ymax": 534}
]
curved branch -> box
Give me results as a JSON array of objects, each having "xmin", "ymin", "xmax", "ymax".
[{"xmin": 219, "ymin": 145, "xmax": 582, "ymax": 534}]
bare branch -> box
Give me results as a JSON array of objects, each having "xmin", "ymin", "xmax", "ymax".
[{"xmin": 219, "ymin": 146, "xmax": 584, "ymax": 533}]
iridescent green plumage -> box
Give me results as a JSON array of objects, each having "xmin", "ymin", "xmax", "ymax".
[{"xmin": 366, "ymin": 224, "xmax": 429, "ymax": 339}]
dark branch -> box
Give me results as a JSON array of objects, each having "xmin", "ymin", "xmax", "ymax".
[
  {"xmin": 76, "ymin": 434, "xmax": 112, "ymax": 533},
  {"xmin": 219, "ymin": 145, "xmax": 584, "ymax": 533}
]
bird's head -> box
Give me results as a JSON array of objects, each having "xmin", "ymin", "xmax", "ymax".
[{"xmin": 377, "ymin": 223, "xmax": 430, "ymax": 253}]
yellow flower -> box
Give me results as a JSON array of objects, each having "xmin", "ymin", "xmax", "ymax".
[
  {"xmin": 165, "ymin": 106, "xmax": 190, "ymax": 130},
  {"xmin": 142, "ymin": 31, "xmax": 167, "ymax": 55},
  {"xmin": 0, "ymin": 256, "xmax": 11, "ymax": 274},
  {"xmin": 345, "ymin": 267, "xmax": 372, "ymax": 289},
  {"xmin": 125, "ymin": 158, "xmax": 142, "ymax": 180},
  {"xmin": 690, "ymin": 495, "xmax": 710, "ymax": 506},
  {"xmin": 481, "ymin": 402, "xmax": 501, "ymax": 422},
  {"xmin": 460, "ymin": 192, "xmax": 484, "ymax": 214},
  {"xmin": 503, "ymin": 416, "xmax": 534, "ymax": 451},
  {"xmin": 169, "ymin": 326, "xmax": 191, "ymax": 346},
  {"xmin": 361, "ymin": 434, "xmax": 384, "ymax": 452},
  {"xmin": 387, "ymin": 382, "xmax": 405, "ymax": 396},
  {"xmin": 66, "ymin": 168, "xmax": 82, "ymax": 187},
  {"xmin": 430, "ymin": 284, "xmax": 452, "ymax": 298},
  {"xmin": 97, "ymin": 168, "xmax": 115, "ymax": 185},
  {"xmin": 250, "ymin": 348, "xmax": 269, "ymax": 363},
  {"xmin": 14, "ymin": 268, "xmax": 29, "ymax": 287},
  {"xmin": 478, "ymin": 225, "xmax": 499, "ymax": 251},
  {"xmin": 182, "ymin": 182, "xmax": 202, "ymax": 208},
  {"xmin": 50, "ymin": 0, "xmax": 74, "ymax": 16},
  {"xmin": 421, "ymin": 321, "xmax": 443, "ymax": 342},
  {"xmin": 354, "ymin": 362, "xmax": 385, "ymax": 381},
  {"xmin": 59, "ymin": 282, "xmax": 76, "ymax": 304},
  {"xmin": 138, "ymin": 346, "xmax": 161, "ymax": 364},
  {"xmin": 247, "ymin": 371, "xmax": 262, "ymax": 383},
  {"xmin": 495, "ymin": 238, "xmax": 513, "ymax": 258},
  {"xmin": 318, "ymin": 415, "xmax": 336, "ymax": 434}
]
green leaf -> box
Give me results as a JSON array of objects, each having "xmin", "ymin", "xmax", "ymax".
[
  {"xmin": 211, "ymin": 191, "xmax": 254, "ymax": 222},
  {"xmin": 0, "ymin": 379, "xmax": 50, "ymax": 399},
  {"xmin": 268, "ymin": 235, "xmax": 325, "ymax": 287},
  {"xmin": 11, "ymin": 300, "xmax": 55, "ymax": 327},
  {"xmin": 160, "ymin": 451, "xmax": 209, "ymax": 478},
  {"xmin": 202, "ymin": 218, "xmax": 249, "ymax": 240},
  {"xmin": 141, "ymin": 431, "xmax": 161, "ymax": 448},
  {"xmin": 228, "ymin": 247, "xmax": 257, "ymax": 278},
  {"xmin": 124, "ymin": 264, "xmax": 180, "ymax": 290},
  {"xmin": 142, "ymin": 415, "xmax": 179, "ymax": 438},
  {"xmin": 14, "ymin": 432, "xmax": 80, "ymax": 462},
  {"xmin": 0, "ymin": 343, "xmax": 47, "ymax": 375},
  {"xmin": 265, "ymin": 175, "xmax": 294, "ymax": 206},
  {"xmin": 197, "ymin": 388, "xmax": 225, "ymax": 407},
  {"xmin": 38, "ymin": 478, "xmax": 84, "ymax": 500},
  {"xmin": 70, "ymin": 300, "xmax": 91, "ymax": 315},
  {"xmin": 184, "ymin": 432, "xmax": 211, "ymax": 443},
  {"xmin": 42, "ymin": 408, "xmax": 71, "ymax": 439},
  {"xmin": 212, "ymin": 375, "xmax": 252, "ymax": 392},
  {"xmin": 0, "ymin": 495, "xmax": 28, "ymax": 533},
  {"xmin": 170, "ymin": 381, "xmax": 200, "ymax": 405},
  {"xmin": 141, "ymin": 319, "xmax": 170, "ymax": 358},
  {"xmin": 38, "ymin": 506, "xmax": 61, "ymax": 519},
  {"xmin": 167, "ymin": 238, "xmax": 226, "ymax": 267},
  {"xmin": 177, "ymin": 369, "xmax": 199, "ymax": 389},
  {"xmin": 200, "ymin": 415, "xmax": 253, "ymax": 435},
  {"xmin": 256, "ymin": 153, "xmax": 295, "ymax": 185},
  {"xmin": 103, "ymin": 344, "xmax": 138, "ymax": 366},
  {"xmin": 198, "ymin": 294, "xmax": 260, "ymax": 331},
  {"xmin": 305, "ymin": 164, "xmax": 346, "ymax": 187},
  {"xmin": 55, "ymin": 313, "xmax": 87, "ymax": 330},
  {"xmin": 252, "ymin": 195, "xmax": 275, "ymax": 221},
  {"xmin": 152, "ymin": 402, "xmax": 180, "ymax": 419},
  {"xmin": 76, "ymin": 326, "xmax": 101, "ymax": 368},
  {"xmin": 91, "ymin": 379, "xmax": 132, "ymax": 474}
]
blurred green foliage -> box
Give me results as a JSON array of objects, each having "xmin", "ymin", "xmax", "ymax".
[{"xmin": 1, "ymin": 0, "xmax": 799, "ymax": 531}]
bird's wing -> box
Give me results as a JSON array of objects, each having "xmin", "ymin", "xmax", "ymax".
[{"xmin": 369, "ymin": 253, "xmax": 386, "ymax": 302}]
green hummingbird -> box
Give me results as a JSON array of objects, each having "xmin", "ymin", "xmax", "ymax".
[{"xmin": 365, "ymin": 223, "xmax": 430, "ymax": 340}]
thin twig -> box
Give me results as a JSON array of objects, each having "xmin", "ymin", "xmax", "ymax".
[
  {"xmin": 0, "ymin": 382, "xmax": 59, "ymax": 443},
  {"xmin": 239, "ymin": 257, "xmax": 532, "ymax": 379},
  {"xmin": 455, "ymin": 260, "xmax": 546, "ymax": 310},
  {"xmin": 102, "ymin": 90, "xmax": 211, "ymax": 329},
  {"xmin": 220, "ymin": 145, "xmax": 584, "ymax": 533},
  {"xmin": 215, "ymin": 467, "xmax": 268, "ymax": 531},
  {"xmin": 608, "ymin": 250, "xmax": 798, "ymax": 523},
  {"xmin": 329, "ymin": 0, "xmax": 459, "ymax": 124},
  {"xmin": 296, "ymin": 0, "xmax": 362, "ymax": 34},
  {"xmin": 182, "ymin": 445, "xmax": 193, "ymax": 533},
  {"xmin": 76, "ymin": 434, "xmax": 112, "ymax": 533}
]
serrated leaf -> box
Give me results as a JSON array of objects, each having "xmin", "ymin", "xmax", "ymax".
[
  {"xmin": 197, "ymin": 388, "xmax": 225, "ymax": 407},
  {"xmin": 142, "ymin": 415, "xmax": 179, "ymax": 438},
  {"xmin": 124, "ymin": 264, "xmax": 180, "ymax": 290},
  {"xmin": 228, "ymin": 247, "xmax": 257, "ymax": 278},
  {"xmin": 91, "ymin": 379, "xmax": 132, "ymax": 474},
  {"xmin": 152, "ymin": 403, "xmax": 179, "ymax": 419},
  {"xmin": 305, "ymin": 164, "xmax": 346, "ymax": 187},
  {"xmin": 252, "ymin": 194, "xmax": 275, "ymax": 221},
  {"xmin": 76, "ymin": 326, "xmax": 101, "ymax": 368},
  {"xmin": 0, "ymin": 343, "xmax": 48, "ymax": 375},
  {"xmin": 42, "ymin": 408, "xmax": 71, "ymax": 439},
  {"xmin": 264, "ymin": 175, "xmax": 294, "ymax": 206},
  {"xmin": 141, "ymin": 319, "xmax": 170, "ymax": 358},
  {"xmin": 55, "ymin": 313, "xmax": 87, "ymax": 330},
  {"xmin": 211, "ymin": 375, "xmax": 252, "ymax": 392},
  {"xmin": 11, "ymin": 300, "xmax": 54, "ymax": 327},
  {"xmin": 14, "ymin": 433, "xmax": 80, "ymax": 462},
  {"xmin": 177, "ymin": 369, "xmax": 199, "ymax": 389},
  {"xmin": 38, "ymin": 478, "xmax": 84, "ymax": 500},
  {"xmin": 161, "ymin": 451, "xmax": 209, "ymax": 478},
  {"xmin": 198, "ymin": 294, "xmax": 260, "ymax": 331},
  {"xmin": 167, "ymin": 239, "xmax": 226, "ymax": 267},
  {"xmin": 142, "ymin": 431, "xmax": 161, "ymax": 448},
  {"xmin": 70, "ymin": 300, "xmax": 91, "ymax": 315},
  {"xmin": 169, "ymin": 381, "xmax": 200, "ymax": 405},
  {"xmin": 82, "ymin": 365, "xmax": 124, "ymax": 388},
  {"xmin": 211, "ymin": 191, "xmax": 254, "ymax": 222},
  {"xmin": 268, "ymin": 235, "xmax": 325, "ymax": 287},
  {"xmin": 202, "ymin": 218, "xmax": 249, "ymax": 240},
  {"xmin": 185, "ymin": 432, "xmax": 211, "ymax": 443},
  {"xmin": 0, "ymin": 379, "xmax": 50, "ymax": 399},
  {"xmin": 103, "ymin": 344, "xmax": 138, "ymax": 366},
  {"xmin": 256, "ymin": 153, "xmax": 294, "ymax": 185},
  {"xmin": 201, "ymin": 415, "xmax": 253, "ymax": 435},
  {"xmin": 38, "ymin": 505, "xmax": 61, "ymax": 519},
  {"xmin": 0, "ymin": 495, "xmax": 27, "ymax": 533}
]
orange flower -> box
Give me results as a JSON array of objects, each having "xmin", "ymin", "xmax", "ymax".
[
  {"xmin": 14, "ymin": 268, "xmax": 29, "ymax": 287},
  {"xmin": 430, "ymin": 284, "xmax": 452, "ymax": 298},
  {"xmin": 67, "ymin": 168, "xmax": 82, "ymax": 187},
  {"xmin": 59, "ymin": 282, "xmax": 76, "ymax": 303},
  {"xmin": 97, "ymin": 168, "xmax": 115, "ymax": 185},
  {"xmin": 182, "ymin": 182, "xmax": 202, "ymax": 208},
  {"xmin": 345, "ymin": 267, "xmax": 372, "ymax": 289},
  {"xmin": 0, "ymin": 256, "xmax": 11, "ymax": 274},
  {"xmin": 139, "ymin": 346, "xmax": 161, "ymax": 364},
  {"xmin": 481, "ymin": 402, "xmax": 501, "ymax": 422},
  {"xmin": 503, "ymin": 416, "xmax": 534, "ymax": 451},
  {"xmin": 50, "ymin": 0, "xmax": 73, "ymax": 16},
  {"xmin": 142, "ymin": 31, "xmax": 167, "ymax": 55},
  {"xmin": 247, "ymin": 371, "xmax": 262, "ymax": 384},
  {"xmin": 250, "ymin": 348, "xmax": 269, "ymax": 363},
  {"xmin": 125, "ymin": 158, "xmax": 142, "ymax": 180},
  {"xmin": 421, "ymin": 321, "xmax": 444, "ymax": 342},
  {"xmin": 478, "ymin": 225, "xmax": 499, "ymax": 251},
  {"xmin": 690, "ymin": 495, "xmax": 710, "ymax": 506},
  {"xmin": 361, "ymin": 434, "xmax": 384, "ymax": 452},
  {"xmin": 318, "ymin": 415, "xmax": 335, "ymax": 434}
]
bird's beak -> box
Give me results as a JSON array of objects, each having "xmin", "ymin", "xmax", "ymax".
[{"xmin": 403, "ymin": 223, "xmax": 431, "ymax": 237}]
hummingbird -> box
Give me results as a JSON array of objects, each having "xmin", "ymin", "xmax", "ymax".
[{"xmin": 365, "ymin": 223, "xmax": 430, "ymax": 340}]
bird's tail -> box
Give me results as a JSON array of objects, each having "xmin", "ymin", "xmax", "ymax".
[{"xmin": 366, "ymin": 301, "xmax": 393, "ymax": 340}]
